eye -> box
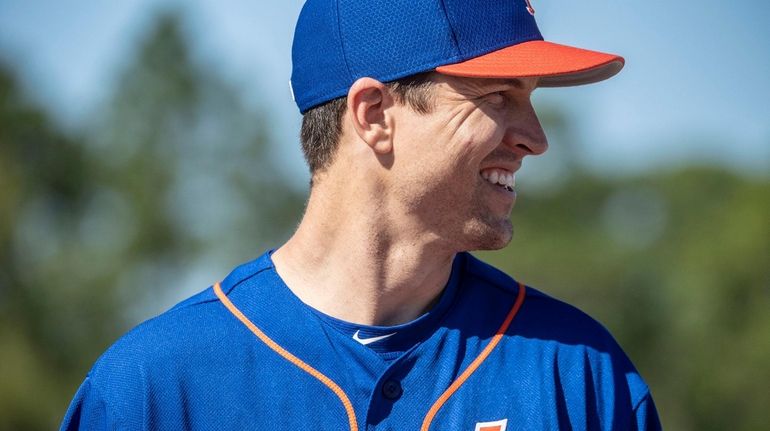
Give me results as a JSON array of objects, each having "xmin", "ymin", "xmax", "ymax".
[{"xmin": 485, "ymin": 91, "xmax": 506, "ymax": 106}]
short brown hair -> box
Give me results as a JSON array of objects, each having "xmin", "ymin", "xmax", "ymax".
[{"xmin": 300, "ymin": 72, "xmax": 435, "ymax": 180}]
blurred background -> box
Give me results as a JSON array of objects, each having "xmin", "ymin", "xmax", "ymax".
[{"xmin": 0, "ymin": 0, "xmax": 767, "ymax": 429}]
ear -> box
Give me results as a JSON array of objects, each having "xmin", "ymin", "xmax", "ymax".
[{"xmin": 347, "ymin": 77, "xmax": 394, "ymax": 155}]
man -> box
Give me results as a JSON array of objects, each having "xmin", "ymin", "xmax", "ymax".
[{"xmin": 62, "ymin": 0, "xmax": 661, "ymax": 430}]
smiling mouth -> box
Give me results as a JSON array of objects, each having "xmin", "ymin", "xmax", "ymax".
[{"xmin": 480, "ymin": 168, "xmax": 515, "ymax": 192}]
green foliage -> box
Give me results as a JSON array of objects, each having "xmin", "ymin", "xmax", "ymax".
[
  {"xmin": 0, "ymin": 60, "xmax": 97, "ymax": 430},
  {"xmin": 0, "ymin": 12, "xmax": 303, "ymax": 430}
]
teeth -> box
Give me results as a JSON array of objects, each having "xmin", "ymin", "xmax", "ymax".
[
  {"xmin": 480, "ymin": 168, "xmax": 515, "ymax": 189},
  {"xmin": 489, "ymin": 171, "xmax": 499, "ymax": 185}
]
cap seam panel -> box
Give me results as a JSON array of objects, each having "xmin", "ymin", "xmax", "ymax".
[
  {"xmin": 334, "ymin": 0, "xmax": 354, "ymax": 87},
  {"xmin": 437, "ymin": 0, "xmax": 461, "ymax": 58}
]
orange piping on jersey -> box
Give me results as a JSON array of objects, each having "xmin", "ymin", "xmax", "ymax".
[
  {"xmin": 213, "ymin": 282, "xmax": 358, "ymax": 431},
  {"xmin": 420, "ymin": 282, "xmax": 527, "ymax": 431}
]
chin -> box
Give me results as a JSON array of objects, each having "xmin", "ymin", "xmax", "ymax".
[{"xmin": 460, "ymin": 220, "xmax": 513, "ymax": 251}]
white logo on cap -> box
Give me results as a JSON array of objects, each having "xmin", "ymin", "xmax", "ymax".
[{"xmin": 524, "ymin": 0, "xmax": 535, "ymax": 15}]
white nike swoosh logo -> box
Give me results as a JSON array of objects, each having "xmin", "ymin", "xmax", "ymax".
[{"xmin": 352, "ymin": 330, "xmax": 396, "ymax": 345}]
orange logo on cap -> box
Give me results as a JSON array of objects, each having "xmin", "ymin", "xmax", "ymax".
[{"xmin": 524, "ymin": 0, "xmax": 535, "ymax": 15}]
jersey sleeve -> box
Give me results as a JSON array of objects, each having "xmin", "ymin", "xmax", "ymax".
[
  {"xmin": 633, "ymin": 393, "xmax": 663, "ymax": 431},
  {"xmin": 59, "ymin": 376, "xmax": 115, "ymax": 431},
  {"xmin": 58, "ymin": 287, "xmax": 229, "ymax": 431}
]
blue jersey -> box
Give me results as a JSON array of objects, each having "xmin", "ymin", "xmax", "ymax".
[{"xmin": 61, "ymin": 251, "xmax": 660, "ymax": 430}]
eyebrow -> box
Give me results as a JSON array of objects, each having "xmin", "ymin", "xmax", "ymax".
[
  {"xmin": 495, "ymin": 78, "xmax": 525, "ymax": 88},
  {"xmin": 481, "ymin": 78, "xmax": 527, "ymax": 90},
  {"xmin": 446, "ymin": 76, "xmax": 537, "ymax": 95}
]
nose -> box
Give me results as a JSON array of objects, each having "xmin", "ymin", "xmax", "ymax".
[{"xmin": 503, "ymin": 99, "xmax": 549, "ymax": 157}]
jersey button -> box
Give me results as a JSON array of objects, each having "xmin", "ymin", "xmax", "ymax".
[{"xmin": 381, "ymin": 379, "xmax": 402, "ymax": 400}]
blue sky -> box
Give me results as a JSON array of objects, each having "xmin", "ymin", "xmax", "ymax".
[{"xmin": 1, "ymin": 0, "xmax": 768, "ymax": 180}]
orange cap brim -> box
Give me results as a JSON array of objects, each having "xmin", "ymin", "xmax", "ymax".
[{"xmin": 435, "ymin": 40, "xmax": 624, "ymax": 87}]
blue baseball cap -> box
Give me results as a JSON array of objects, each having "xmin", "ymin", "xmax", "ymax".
[{"xmin": 290, "ymin": 0, "xmax": 624, "ymax": 113}]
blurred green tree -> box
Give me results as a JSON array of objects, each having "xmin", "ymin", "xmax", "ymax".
[
  {"xmin": 0, "ymin": 61, "xmax": 97, "ymax": 430},
  {"xmin": 85, "ymin": 11, "xmax": 305, "ymax": 320},
  {"xmin": 0, "ymin": 11, "xmax": 303, "ymax": 430}
]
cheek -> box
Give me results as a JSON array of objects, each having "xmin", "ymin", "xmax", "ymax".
[
  {"xmin": 393, "ymin": 109, "xmax": 501, "ymax": 180},
  {"xmin": 446, "ymin": 118, "xmax": 503, "ymax": 164}
]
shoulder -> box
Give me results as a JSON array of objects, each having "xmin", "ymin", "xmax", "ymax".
[
  {"xmin": 91, "ymin": 287, "xmax": 223, "ymax": 375},
  {"xmin": 463, "ymin": 252, "xmax": 624, "ymax": 349},
  {"xmin": 61, "ymin": 254, "xmax": 277, "ymax": 429},
  {"xmin": 462, "ymin": 253, "xmax": 652, "ymax": 409},
  {"xmin": 74, "ymin": 254, "xmax": 273, "ymax": 407},
  {"xmin": 60, "ymin": 288, "xmax": 227, "ymax": 429}
]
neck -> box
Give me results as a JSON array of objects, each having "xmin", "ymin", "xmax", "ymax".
[{"xmin": 271, "ymin": 175, "xmax": 456, "ymax": 326}]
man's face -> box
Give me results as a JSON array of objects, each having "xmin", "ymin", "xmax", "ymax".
[{"xmin": 388, "ymin": 73, "xmax": 548, "ymax": 251}]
